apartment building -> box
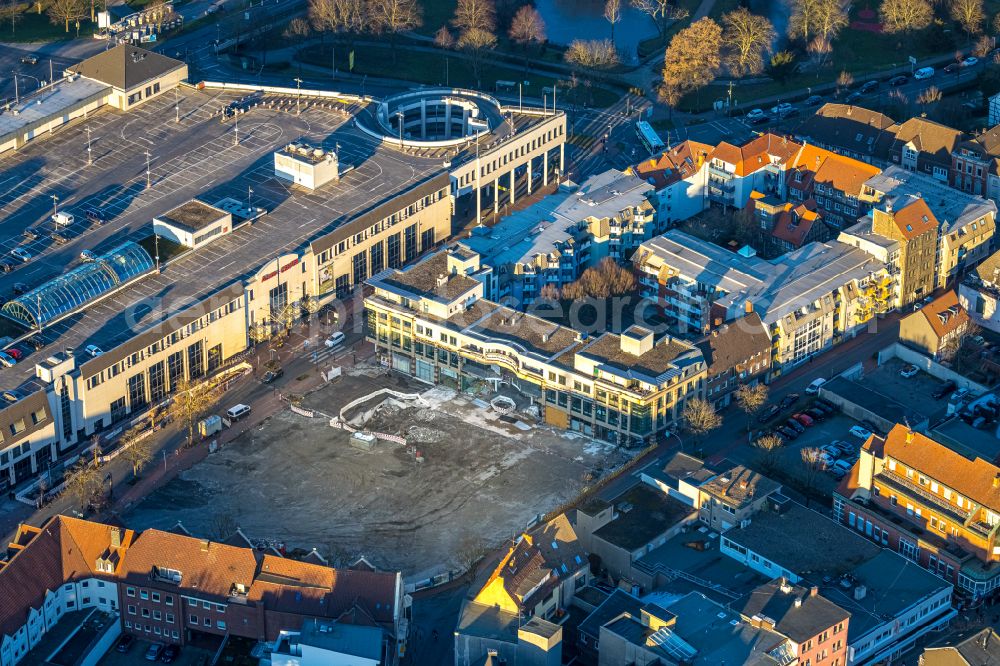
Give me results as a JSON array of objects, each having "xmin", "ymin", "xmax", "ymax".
[
  {"xmin": 835, "ymin": 424, "xmax": 1000, "ymax": 599},
  {"xmin": 959, "ymin": 248, "xmax": 1000, "ymax": 332},
  {"xmin": 953, "ymin": 126, "xmax": 1000, "ymax": 200},
  {"xmin": 794, "ymin": 104, "xmax": 897, "ymax": 164},
  {"xmin": 695, "ymin": 312, "xmax": 771, "ymax": 408},
  {"xmin": 863, "ymin": 167, "xmax": 997, "ymax": 290},
  {"xmin": 887, "ymin": 117, "xmax": 963, "ymax": 182},
  {"xmin": 460, "ymin": 169, "xmax": 656, "ymax": 305},
  {"xmin": 785, "ymin": 143, "xmax": 881, "ymax": 229},
  {"xmin": 627, "ymin": 140, "xmax": 711, "ymax": 226},
  {"xmin": 869, "ymin": 196, "xmax": 938, "ymax": 307},
  {"xmin": 747, "ymin": 191, "xmax": 827, "ymax": 252},
  {"xmin": 364, "ymin": 248, "xmax": 706, "ymax": 446},
  {"xmin": 733, "ymin": 579, "xmax": 851, "ymax": 666},
  {"xmin": 634, "ymin": 231, "xmax": 890, "ymax": 372},
  {"xmin": 697, "ymin": 463, "xmax": 781, "ymax": 532},
  {"xmin": 705, "ymin": 133, "xmax": 801, "ymax": 209}
]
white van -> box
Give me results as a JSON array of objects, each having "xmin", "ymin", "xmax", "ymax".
[
  {"xmin": 226, "ymin": 404, "xmax": 251, "ymax": 420},
  {"xmin": 324, "ymin": 331, "xmax": 346, "ymax": 348},
  {"xmin": 805, "ymin": 378, "xmax": 827, "ymax": 395},
  {"xmin": 914, "ymin": 67, "xmax": 935, "ymax": 80},
  {"xmin": 51, "ymin": 212, "xmax": 74, "ymax": 226}
]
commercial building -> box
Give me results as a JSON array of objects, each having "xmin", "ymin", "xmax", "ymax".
[
  {"xmin": 460, "ymin": 169, "xmax": 656, "ymax": 304},
  {"xmin": 0, "ymin": 85, "xmax": 567, "ymax": 490},
  {"xmin": 959, "ymin": 247, "xmax": 1000, "ymax": 333},
  {"xmin": 720, "ymin": 500, "xmax": 955, "ymax": 664},
  {"xmin": 634, "ymin": 231, "xmax": 890, "ymax": 372},
  {"xmin": 67, "ymin": 44, "xmax": 187, "ymax": 111},
  {"xmin": 273, "ymin": 142, "xmax": 340, "ymax": 190},
  {"xmin": 953, "ymin": 126, "xmax": 1000, "ymax": 200},
  {"xmin": 835, "ymin": 424, "xmax": 1000, "ymax": 599},
  {"xmin": 696, "ymin": 463, "xmax": 781, "ymax": 532},
  {"xmin": 0, "ymin": 515, "xmax": 406, "ymax": 666},
  {"xmin": 921, "ymin": 628, "xmax": 1000, "ymax": 665},
  {"xmin": 364, "ymin": 248, "xmax": 706, "ymax": 446},
  {"xmin": 869, "ymin": 195, "xmax": 939, "ymax": 307}
]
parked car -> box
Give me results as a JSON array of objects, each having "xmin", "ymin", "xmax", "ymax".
[
  {"xmin": 900, "ymin": 364, "xmax": 919, "ymax": 378},
  {"xmin": 849, "ymin": 425, "xmax": 874, "ymax": 439},
  {"xmin": 85, "ymin": 208, "xmax": 107, "ymax": 225},
  {"xmin": 324, "ymin": 331, "xmax": 346, "ymax": 348},
  {"xmin": 10, "ymin": 248, "xmax": 31, "ymax": 263},
  {"xmin": 805, "ymin": 408, "xmax": 826, "ymax": 421},
  {"xmin": 0, "ymin": 352, "xmax": 17, "ymax": 368},
  {"xmin": 5, "ymin": 348, "xmax": 23, "ymax": 360},
  {"xmin": 804, "ymin": 94, "xmax": 823, "ymax": 106},
  {"xmin": 816, "ymin": 398, "xmax": 837, "ymax": 411},
  {"xmin": 160, "ymin": 644, "xmax": 180, "ymax": 663},
  {"xmin": 889, "ymin": 75, "xmax": 908, "ymax": 86},
  {"xmin": 26, "ymin": 335, "xmax": 45, "ymax": 351},
  {"xmin": 805, "ymin": 378, "xmax": 827, "ymax": 395},
  {"xmin": 832, "ymin": 459, "xmax": 853, "ymax": 474},
  {"xmin": 793, "ymin": 413, "xmax": 815, "ymax": 427},
  {"xmin": 12, "ymin": 282, "xmax": 28, "ymax": 295},
  {"xmin": 914, "ymin": 66, "xmax": 935, "ymax": 79},
  {"xmin": 779, "ymin": 393, "xmax": 800, "ymax": 409},
  {"xmin": 21, "ymin": 228, "xmax": 38, "ymax": 241},
  {"xmin": 746, "ymin": 108, "xmax": 766, "ymax": 119},
  {"xmin": 845, "ymin": 91, "xmax": 863, "ymax": 103},
  {"xmin": 820, "ymin": 444, "xmax": 841, "ymax": 458},
  {"xmin": 50, "ymin": 232, "xmax": 68, "ymax": 245},
  {"xmin": 748, "ymin": 114, "xmax": 771, "ymax": 125},
  {"xmin": 758, "ymin": 405, "xmax": 781, "ymax": 422},
  {"xmin": 116, "ymin": 634, "xmax": 134, "ymax": 653},
  {"xmin": 20, "ymin": 54, "xmax": 37, "ymax": 65},
  {"xmin": 817, "ymin": 452, "xmax": 835, "ymax": 467},
  {"xmin": 828, "ymin": 467, "xmax": 847, "ymax": 480},
  {"xmin": 262, "ymin": 368, "xmax": 283, "ymax": 384},
  {"xmin": 145, "ymin": 643, "xmax": 164, "ymax": 661},
  {"xmin": 776, "ymin": 426, "xmax": 797, "ymax": 440},
  {"xmin": 0, "ymin": 260, "xmax": 14, "ymax": 273},
  {"xmin": 785, "ymin": 418, "xmax": 805, "ymax": 434},
  {"xmin": 770, "ymin": 102, "xmax": 793, "ymax": 115},
  {"xmin": 812, "ymin": 401, "xmax": 835, "ymax": 416},
  {"xmin": 859, "ymin": 80, "xmax": 879, "ymax": 93},
  {"xmin": 963, "ymin": 56, "xmax": 980, "ymax": 67},
  {"xmin": 84, "ymin": 344, "xmax": 103, "ymax": 357},
  {"xmin": 932, "ymin": 380, "xmax": 957, "ymax": 399},
  {"xmin": 2, "ymin": 389, "xmax": 26, "ymax": 403}
]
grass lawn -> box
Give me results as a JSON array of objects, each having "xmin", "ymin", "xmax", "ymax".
[
  {"xmin": 298, "ymin": 44, "xmax": 621, "ymax": 107},
  {"xmin": 0, "ymin": 12, "xmax": 96, "ymax": 43},
  {"xmin": 636, "ymin": 0, "xmax": 702, "ymax": 59}
]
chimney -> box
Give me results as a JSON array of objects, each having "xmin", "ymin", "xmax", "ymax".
[
  {"xmin": 110, "ymin": 527, "xmax": 122, "ymax": 549},
  {"xmin": 794, "ymin": 597, "xmax": 803, "ymax": 608},
  {"xmin": 779, "ymin": 577, "xmax": 792, "ymax": 594},
  {"xmin": 200, "ymin": 539, "xmax": 210, "ymax": 552},
  {"xmin": 993, "ymin": 473, "xmax": 1000, "ymax": 489},
  {"xmin": 810, "ymin": 586, "xmax": 818, "ymax": 598},
  {"xmin": 745, "ymin": 299, "xmax": 753, "ymax": 314},
  {"xmin": 906, "ymin": 429, "xmax": 914, "ymax": 445},
  {"xmin": 739, "ymin": 479, "xmax": 749, "ymax": 491},
  {"xmin": 436, "ymin": 273, "xmax": 447, "ymax": 287}
]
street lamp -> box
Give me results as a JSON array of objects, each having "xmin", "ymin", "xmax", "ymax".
[
  {"xmin": 50, "ymin": 194, "xmax": 59, "ymax": 218},
  {"xmin": 396, "ymin": 110, "xmax": 404, "ymax": 146},
  {"xmin": 145, "ymin": 149, "xmax": 151, "ymax": 188},
  {"xmin": 174, "ymin": 87, "xmax": 180, "ymax": 123},
  {"xmin": 293, "ymin": 76, "xmax": 303, "ymax": 115},
  {"xmin": 85, "ymin": 126, "xmax": 92, "ymax": 166},
  {"xmin": 247, "ymin": 186, "xmax": 253, "ymax": 213}
]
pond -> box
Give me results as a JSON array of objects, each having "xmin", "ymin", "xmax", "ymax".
[{"xmin": 533, "ymin": 0, "xmax": 659, "ymax": 62}]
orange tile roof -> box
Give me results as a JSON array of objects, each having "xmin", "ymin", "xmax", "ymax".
[
  {"xmin": 631, "ymin": 140, "xmax": 713, "ymax": 189},
  {"xmin": 918, "ymin": 290, "xmax": 969, "ymax": 340},
  {"xmin": 711, "ymin": 134, "xmax": 802, "ymax": 177},
  {"xmin": 771, "ymin": 200, "xmax": 823, "ymax": 248},
  {"xmin": 787, "ymin": 143, "xmax": 881, "ymax": 196},
  {"xmin": 890, "ymin": 197, "xmax": 939, "ymax": 240},
  {"xmin": 883, "ymin": 424, "xmax": 1000, "ymax": 513}
]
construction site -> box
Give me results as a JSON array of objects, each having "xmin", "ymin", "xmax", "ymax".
[{"xmin": 123, "ymin": 367, "xmax": 628, "ymax": 581}]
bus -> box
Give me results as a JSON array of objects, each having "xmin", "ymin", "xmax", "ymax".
[{"xmin": 635, "ymin": 121, "xmax": 665, "ymax": 155}]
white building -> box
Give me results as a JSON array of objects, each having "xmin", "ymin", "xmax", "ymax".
[
  {"xmin": 273, "ymin": 142, "xmax": 340, "ymax": 190},
  {"xmin": 152, "ymin": 199, "xmax": 233, "ymax": 250}
]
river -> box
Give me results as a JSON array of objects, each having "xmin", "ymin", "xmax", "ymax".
[{"xmin": 533, "ymin": 0, "xmax": 659, "ymax": 63}]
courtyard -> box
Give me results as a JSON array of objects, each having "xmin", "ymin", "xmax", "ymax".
[{"xmin": 123, "ymin": 368, "xmax": 628, "ymax": 580}]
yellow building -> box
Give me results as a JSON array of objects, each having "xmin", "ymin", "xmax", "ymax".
[
  {"xmin": 365, "ymin": 248, "xmax": 706, "ymax": 446},
  {"xmin": 870, "ymin": 197, "xmax": 938, "ymax": 308}
]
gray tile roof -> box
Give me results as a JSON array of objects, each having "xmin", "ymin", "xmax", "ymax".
[{"xmin": 70, "ymin": 44, "xmax": 185, "ymax": 91}]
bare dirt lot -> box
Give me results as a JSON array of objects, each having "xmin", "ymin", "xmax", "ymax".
[{"xmin": 124, "ymin": 369, "xmax": 627, "ymax": 580}]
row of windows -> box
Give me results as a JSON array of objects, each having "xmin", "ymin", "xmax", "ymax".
[
  {"xmin": 126, "ymin": 587, "xmax": 174, "ymax": 605},
  {"xmin": 128, "ymin": 605, "xmax": 175, "ymax": 623},
  {"xmin": 124, "ymin": 620, "xmax": 179, "ymax": 640}
]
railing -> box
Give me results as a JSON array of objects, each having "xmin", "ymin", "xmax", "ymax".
[{"xmin": 876, "ymin": 472, "xmax": 970, "ymax": 524}]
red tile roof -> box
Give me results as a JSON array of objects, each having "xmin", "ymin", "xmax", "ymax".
[
  {"xmin": 917, "ymin": 290, "xmax": 969, "ymax": 340},
  {"xmin": 890, "ymin": 197, "xmax": 938, "ymax": 240}
]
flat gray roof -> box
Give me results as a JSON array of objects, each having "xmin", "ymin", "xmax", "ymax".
[
  {"xmin": 155, "ymin": 199, "xmax": 229, "ymax": 232},
  {"xmin": 865, "ymin": 165, "xmax": 997, "ymax": 234},
  {"xmin": 0, "ymin": 77, "xmax": 110, "ymax": 146}
]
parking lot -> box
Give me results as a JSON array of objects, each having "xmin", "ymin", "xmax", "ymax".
[
  {"xmin": 123, "ymin": 367, "xmax": 629, "ymax": 581},
  {"xmin": 98, "ymin": 639, "xmax": 211, "ymax": 666},
  {"xmin": 859, "ymin": 357, "xmax": 955, "ymax": 423}
]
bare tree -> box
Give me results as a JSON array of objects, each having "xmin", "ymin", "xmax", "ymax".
[
  {"xmin": 993, "ymin": 12, "xmax": 1000, "ymax": 36},
  {"xmin": 604, "ymin": 0, "xmax": 622, "ymax": 44},
  {"xmin": 46, "ymin": 0, "xmax": 86, "ymax": 32},
  {"xmin": 790, "ymin": 0, "xmax": 847, "ymax": 43},
  {"xmin": 807, "ymin": 35, "xmax": 832, "ymax": 66},
  {"xmin": 0, "ymin": 0, "xmax": 23, "ymax": 37},
  {"xmin": 453, "ymin": 0, "xmax": 497, "ymax": 86},
  {"xmin": 434, "ymin": 24, "xmax": 455, "ymax": 48},
  {"xmin": 455, "ymin": 533, "xmax": 489, "ymax": 573},
  {"xmin": 917, "ymin": 84, "xmax": 942, "ymax": 110},
  {"xmin": 753, "ymin": 433, "xmax": 784, "ymax": 471},
  {"xmin": 799, "ymin": 447, "xmax": 826, "ymax": 507},
  {"xmin": 559, "ymin": 257, "xmax": 634, "ymax": 299},
  {"xmin": 735, "ymin": 383, "xmax": 768, "ymax": 432},
  {"xmin": 881, "ymin": 0, "xmax": 934, "ymax": 33},
  {"xmin": 169, "ymin": 378, "xmax": 219, "ymax": 448},
  {"xmin": 632, "ymin": 0, "xmax": 689, "ymax": 37},
  {"xmin": 815, "ymin": 0, "xmax": 849, "ymax": 42},
  {"xmin": 309, "ymin": 0, "xmax": 369, "ymax": 42},
  {"xmin": 722, "ymin": 8, "xmax": 776, "ymax": 76},
  {"xmin": 509, "ymin": 5, "xmax": 545, "ymax": 73},
  {"xmin": 660, "ymin": 17, "xmax": 723, "ymax": 111},
  {"xmin": 119, "ymin": 425, "xmax": 155, "ymax": 479},
  {"xmin": 65, "ymin": 460, "xmax": 103, "ymax": 511},
  {"xmin": 371, "ymin": 0, "xmax": 422, "ymax": 61},
  {"xmin": 974, "ymin": 33, "xmax": 993, "ymax": 56},
  {"xmin": 836, "ymin": 69, "xmax": 854, "ymax": 97},
  {"xmin": 681, "ymin": 397, "xmax": 722, "ymax": 448},
  {"xmin": 210, "ymin": 512, "xmax": 240, "ymax": 540},
  {"xmin": 950, "ymin": 0, "xmax": 984, "ymax": 37},
  {"xmin": 284, "ymin": 16, "xmax": 312, "ymax": 38}
]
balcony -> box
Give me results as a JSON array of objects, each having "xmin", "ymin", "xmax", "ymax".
[
  {"xmin": 876, "ymin": 472, "xmax": 971, "ymax": 524},
  {"xmin": 708, "ymin": 164, "xmax": 733, "ymax": 179}
]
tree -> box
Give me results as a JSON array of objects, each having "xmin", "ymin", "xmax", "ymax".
[
  {"xmin": 455, "ymin": 533, "xmax": 489, "ymax": 573},
  {"xmin": 789, "ymin": 0, "xmax": 848, "ymax": 43},
  {"xmin": 453, "ymin": 0, "xmax": 497, "ymax": 85},
  {"xmin": 722, "ymin": 8, "xmax": 775, "ymax": 77},
  {"xmin": 807, "ymin": 35, "xmax": 833, "ymax": 66},
  {"xmin": 434, "ymin": 24, "xmax": 455, "ymax": 48},
  {"xmin": 564, "ymin": 39, "xmax": 620, "ymax": 104},
  {"xmin": 735, "ymin": 383, "xmax": 768, "ymax": 432},
  {"xmin": 950, "ymin": 0, "xmax": 984, "ymax": 37},
  {"xmin": 0, "ymin": 0, "xmax": 22, "ymax": 37},
  {"xmin": 65, "ymin": 459, "xmax": 103, "ymax": 511},
  {"xmin": 560, "ymin": 257, "xmax": 635, "ymax": 299},
  {"xmin": 309, "ymin": 0, "xmax": 369, "ymax": 41},
  {"xmin": 881, "ymin": 0, "xmax": 934, "ymax": 33},
  {"xmin": 974, "ymin": 33, "xmax": 993, "ymax": 56},
  {"xmin": 766, "ymin": 50, "xmax": 797, "ymax": 83},
  {"xmin": 604, "ymin": 0, "xmax": 622, "ymax": 44},
  {"xmin": 799, "ymin": 447, "xmax": 826, "ymax": 507},
  {"xmin": 371, "ymin": 0, "xmax": 422, "ymax": 61},
  {"xmin": 917, "ymin": 84, "xmax": 942, "ymax": 111},
  {"xmin": 284, "ymin": 16, "xmax": 312, "ymax": 38},
  {"xmin": 170, "ymin": 378, "xmax": 219, "ymax": 448},
  {"xmin": 681, "ymin": 398, "xmax": 722, "ymax": 448},
  {"xmin": 632, "ymin": 0, "xmax": 689, "ymax": 37},
  {"xmin": 993, "ymin": 11, "xmax": 1000, "ymax": 36},
  {"xmin": 753, "ymin": 433, "xmax": 784, "ymax": 471},
  {"xmin": 660, "ymin": 17, "xmax": 723, "ymax": 111},
  {"xmin": 46, "ymin": 0, "xmax": 86, "ymax": 32},
  {"xmin": 836, "ymin": 69, "xmax": 854, "ymax": 96},
  {"xmin": 509, "ymin": 5, "xmax": 545, "ymax": 73},
  {"xmin": 119, "ymin": 425, "xmax": 155, "ymax": 479}
]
